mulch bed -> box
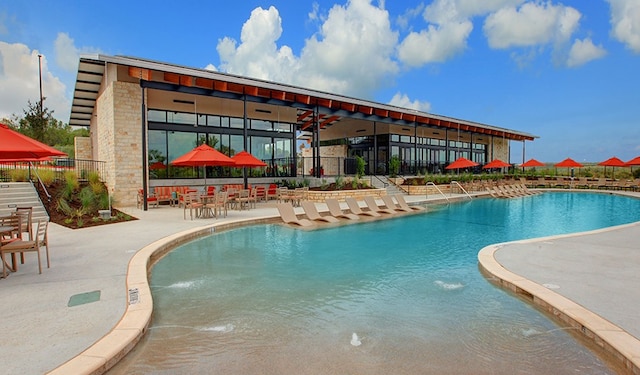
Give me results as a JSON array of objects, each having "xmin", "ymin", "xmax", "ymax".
[{"xmin": 36, "ymin": 181, "xmax": 137, "ymax": 229}]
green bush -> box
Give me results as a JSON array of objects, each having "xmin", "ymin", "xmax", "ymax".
[
  {"xmin": 389, "ymin": 156, "xmax": 400, "ymax": 177},
  {"xmin": 355, "ymin": 155, "xmax": 365, "ymax": 178},
  {"xmin": 36, "ymin": 168, "xmax": 56, "ymax": 185},
  {"xmin": 9, "ymin": 169, "xmax": 29, "ymax": 182}
]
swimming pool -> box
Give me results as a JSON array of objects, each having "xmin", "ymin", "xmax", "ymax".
[{"xmin": 111, "ymin": 192, "xmax": 640, "ymax": 374}]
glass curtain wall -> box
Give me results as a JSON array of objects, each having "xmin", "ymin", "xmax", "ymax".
[{"xmin": 147, "ymin": 109, "xmax": 295, "ymax": 180}]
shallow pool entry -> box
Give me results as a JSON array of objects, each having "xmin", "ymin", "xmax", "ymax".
[{"xmin": 110, "ymin": 192, "xmax": 640, "ymax": 374}]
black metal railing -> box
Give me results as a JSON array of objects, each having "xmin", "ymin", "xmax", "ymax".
[{"xmin": 0, "ymin": 158, "xmax": 107, "ymax": 183}]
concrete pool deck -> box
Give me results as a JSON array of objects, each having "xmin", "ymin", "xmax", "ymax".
[{"xmin": 0, "ymin": 191, "xmax": 638, "ymax": 374}]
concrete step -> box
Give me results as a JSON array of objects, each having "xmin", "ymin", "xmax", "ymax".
[{"xmin": 0, "ymin": 182, "xmax": 50, "ymax": 223}]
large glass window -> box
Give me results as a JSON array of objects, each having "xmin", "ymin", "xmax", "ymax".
[
  {"xmin": 251, "ymin": 119, "xmax": 272, "ymax": 131},
  {"xmin": 148, "ymin": 110, "xmax": 167, "ymax": 123},
  {"xmin": 148, "ymin": 130, "xmax": 168, "ymax": 178},
  {"xmin": 168, "ymin": 112, "xmax": 196, "ymax": 125},
  {"xmin": 168, "ymin": 131, "xmax": 198, "ymax": 178},
  {"xmin": 230, "ymin": 117, "xmax": 244, "ymax": 129}
]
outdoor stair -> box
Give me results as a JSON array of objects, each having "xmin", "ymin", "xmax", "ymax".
[
  {"xmin": 0, "ymin": 182, "xmax": 50, "ymax": 223},
  {"xmin": 369, "ymin": 175, "xmax": 407, "ymax": 196}
]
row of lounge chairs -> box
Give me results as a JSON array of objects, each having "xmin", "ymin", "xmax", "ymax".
[
  {"xmin": 277, "ymin": 195, "xmax": 424, "ymax": 227},
  {"xmin": 487, "ymin": 183, "xmax": 539, "ymax": 198}
]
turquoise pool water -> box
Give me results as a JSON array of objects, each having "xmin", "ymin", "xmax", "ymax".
[{"xmin": 111, "ymin": 192, "xmax": 640, "ymax": 374}]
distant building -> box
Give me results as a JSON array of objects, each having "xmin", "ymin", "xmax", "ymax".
[{"xmin": 69, "ymin": 54, "xmax": 536, "ymax": 207}]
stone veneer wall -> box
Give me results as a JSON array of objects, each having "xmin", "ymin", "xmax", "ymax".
[
  {"xmin": 74, "ymin": 137, "xmax": 92, "ymax": 160},
  {"xmin": 305, "ymin": 188, "xmax": 386, "ymax": 203},
  {"xmin": 491, "ymin": 137, "xmax": 509, "ymax": 162},
  {"xmin": 96, "ymin": 81, "xmax": 143, "ymax": 207}
]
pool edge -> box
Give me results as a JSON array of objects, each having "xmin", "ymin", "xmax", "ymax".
[{"xmin": 478, "ymin": 221, "xmax": 640, "ymax": 375}]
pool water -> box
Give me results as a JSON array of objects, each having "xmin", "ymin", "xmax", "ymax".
[{"xmin": 111, "ymin": 192, "xmax": 640, "ymax": 374}]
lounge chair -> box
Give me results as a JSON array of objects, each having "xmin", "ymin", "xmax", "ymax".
[
  {"xmin": 325, "ymin": 199, "xmax": 359, "ymax": 220},
  {"xmin": 394, "ymin": 194, "xmax": 425, "ymax": 211},
  {"xmin": 276, "ymin": 203, "xmax": 314, "ymax": 227},
  {"xmin": 300, "ymin": 201, "xmax": 339, "ymax": 223},
  {"xmin": 345, "ymin": 197, "xmax": 380, "ymax": 217},
  {"xmin": 381, "ymin": 195, "xmax": 412, "ymax": 213},
  {"xmin": 363, "ymin": 196, "xmax": 396, "ymax": 215}
]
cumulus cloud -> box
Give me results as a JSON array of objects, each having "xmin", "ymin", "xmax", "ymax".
[
  {"xmin": 217, "ymin": 1, "xmax": 398, "ymax": 98},
  {"xmin": 388, "ymin": 92, "xmax": 431, "ymax": 112},
  {"xmin": 607, "ymin": 0, "xmax": 640, "ymax": 53},
  {"xmin": 566, "ymin": 38, "xmax": 607, "ymax": 67},
  {"xmin": 54, "ymin": 32, "xmax": 79, "ymax": 73},
  {"xmin": 483, "ymin": 2, "xmax": 581, "ymax": 49},
  {"xmin": 396, "ymin": 0, "xmax": 523, "ymax": 67},
  {"xmin": 0, "ymin": 41, "xmax": 69, "ymax": 121}
]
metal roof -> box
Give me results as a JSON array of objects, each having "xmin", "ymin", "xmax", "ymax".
[{"xmin": 69, "ymin": 54, "xmax": 537, "ymax": 141}]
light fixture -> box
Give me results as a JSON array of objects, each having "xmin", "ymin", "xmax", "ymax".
[
  {"xmin": 356, "ymin": 129, "xmax": 366, "ymax": 133},
  {"xmin": 255, "ymin": 108, "xmax": 272, "ymax": 114},
  {"xmin": 173, "ymin": 99, "xmax": 194, "ymax": 105}
]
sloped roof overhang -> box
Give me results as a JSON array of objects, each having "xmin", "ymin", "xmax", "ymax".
[{"xmin": 69, "ymin": 54, "xmax": 537, "ymax": 142}]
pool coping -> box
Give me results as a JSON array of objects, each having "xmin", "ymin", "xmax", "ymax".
[
  {"xmin": 48, "ymin": 193, "xmax": 640, "ymax": 374},
  {"xmin": 478, "ymin": 222, "xmax": 640, "ymax": 374}
]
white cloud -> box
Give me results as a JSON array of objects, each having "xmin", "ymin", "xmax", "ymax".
[
  {"xmin": 566, "ymin": 38, "xmax": 607, "ymax": 67},
  {"xmin": 483, "ymin": 2, "xmax": 581, "ymax": 49},
  {"xmin": 217, "ymin": 1, "xmax": 399, "ymax": 99},
  {"xmin": 0, "ymin": 41, "xmax": 69, "ymax": 121},
  {"xmin": 397, "ymin": 21, "xmax": 472, "ymax": 66},
  {"xmin": 388, "ymin": 92, "xmax": 431, "ymax": 112},
  {"xmin": 607, "ymin": 0, "xmax": 640, "ymax": 53},
  {"xmin": 203, "ymin": 63, "xmax": 217, "ymax": 71},
  {"xmin": 54, "ymin": 32, "xmax": 79, "ymax": 73}
]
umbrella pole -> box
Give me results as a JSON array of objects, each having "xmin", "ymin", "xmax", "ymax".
[{"xmin": 243, "ymin": 167, "xmax": 248, "ymax": 189}]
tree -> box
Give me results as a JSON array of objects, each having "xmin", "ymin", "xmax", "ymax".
[{"xmin": 20, "ymin": 99, "xmax": 54, "ymax": 143}]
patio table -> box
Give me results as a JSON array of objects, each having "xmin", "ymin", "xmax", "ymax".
[{"xmin": 0, "ymin": 225, "xmax": 19, "ymax": 276}]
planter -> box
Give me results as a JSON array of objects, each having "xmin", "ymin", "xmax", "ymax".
[{"xmin": 305, "ymin": 188, "xmax": 387, "ymax": 202}]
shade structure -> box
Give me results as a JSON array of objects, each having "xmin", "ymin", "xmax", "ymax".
[
  {"xmin": 482, "ymin": 159, "xmax": 510, "ymax": 169},
  {"xmin": 231, "ymin": 151, "xmax": 267, "ymax": 167},
  {"xmin": 149, "ymin": 161, "xmax": 167, "ymax": 170},
  {"xmin": 521, "ymin": 158, "xmax": 545, "ymax": 168},
  {"xmin": 171, "ymin": 144, "xmax": 235, "ymax": 167},
  {"xmin": 598, "ymin": 156, "xmax": 626, "ymax": 179},
  {"xmin": 232, "ymin": 151, "xmax": 267, "ymax": 188},
  {"xmin": 171, "ymin": 144, "xmax": 235, "ymax": 187},
  {"xmin": 625, "ymin": 156, "xmax": 640, "ymax": 167},
  {"xmin": 0, "ymin": 123, "xmax": 67, "ymax": 160},
  {"xmin": 445, "ymin": 157, "xmax": 479, "ymax": 170},
  {"xmin": 554, "ymin": 158, "xmax": 583, "ymax": 168}
]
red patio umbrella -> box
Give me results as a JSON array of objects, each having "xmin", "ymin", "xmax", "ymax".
[
  {"xmin": 554, "ymin": 158, "xmax": 583, "ymax": 168},
  {"xmin": 231, "ymin": 151, "xmax": 267, "ymax": 188},
  {"xmin": 521, "ymin": 158, "xmax": 545, "ymax": 168},
  {"xmin": 482, "ymin": 159, "xmax": 510, "ymax": 169},
  {"xmin": 171, "ymin": 144, "xmax": 236, "ymax": 186},
  {"xmin": 555, "ymin": 158, "xmax": 583, "ymax": 177},
  {"xmin": 149, "ymin": 161, "xmax": 167, "ymax": 170},
  {"xmin": 0, "ymin": 123, "xmax": 67, "ymax": 160},
  {"xmin": 231, "ymin": 151, "xmax": 267, "ymax": 167},
  {"xmin": 445, "ymin": 157, "xmax": 478, "ymax": 170},
  {"xmin": 625, "ymin": 156, "xmax": 640, "ymax": 167},
  {"xmin": 598, "ymin": 157, "xmax": 626, "ymax": 179}
]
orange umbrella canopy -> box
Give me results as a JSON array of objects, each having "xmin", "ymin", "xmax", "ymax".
[
  {"xmin": 482, "ymin": 159, "xmax": 510, "ymax": 169},
  {"xmin": 521, "ymin": 158, "xmax": 545, "ymax": 168},
  {"xmin": 554, "ymin": 158, "xmax": 583, "ymax": 168},
  {"xmin": 231, "ymin": 151, "xmax": 267, "ymax": 167},
  {"xmin": 149, "ymin": 161, "xmax": 167, "ymax": 170},
  {"xmin": 625, "ymin": 156, "xmax": 640, "ymax": 166},
  {"xmin": 598, "ymin": 157, "xmax": 626, "ymax": 167},
  {"xmin": 0, "ymin": 123, "xmax": 67, "ymax": 160},
  {"xmin": 171, "ymin": 144, "xmax": 235, "ymax": 167},
  {"xmin": 445, "ymin": 157, "xmax": 479, "ymax": 170}
]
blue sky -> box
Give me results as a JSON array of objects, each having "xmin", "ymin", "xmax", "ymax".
[{"xmin": 1, "ymin": 0, "xmax": 639, "ymax": 163}]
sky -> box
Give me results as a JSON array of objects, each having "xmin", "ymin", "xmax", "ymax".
[{"xmin": 0, "ymin": 0, "xmax": 639, "ymax": 163}]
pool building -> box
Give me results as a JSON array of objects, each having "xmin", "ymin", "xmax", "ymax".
[{"xmin": 69, "ymin": 54, "xmax": 537, "ymax": 207}]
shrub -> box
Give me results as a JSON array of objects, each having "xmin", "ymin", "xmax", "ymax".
[
  {"xmin": 389, "ymin": 156, "xmax": 400, "ymax": 177},
  {"xmin": 36, "ymin": 168, "xmax": 56, "ymax": 186},
  {"xmin": 9, "ymin": 169, "xmax": 29, "ymax": 182},
  {"xmin": 335, "ymin": 175, "xmax": 344, "ymax": 189},
  {"xmin": 355, "ymin": 155, "xmax": 365, "ymax": 178}
]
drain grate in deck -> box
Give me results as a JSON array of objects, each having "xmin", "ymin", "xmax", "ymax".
[{"xmin": 68, "ymin": 290, "xmax": 101, "ymax": 307}]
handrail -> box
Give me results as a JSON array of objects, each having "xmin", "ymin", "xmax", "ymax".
[
  {"xmin": 31, "ymin": 162, "xmax": 52, "ymax": 202},
  {"xmin": 370, "ymin": 175, "xmax": 389, "ymax": 189},
  {"xmin": 426, "ymin": 182, "xmax": 449, "ymax": 202},
  {"xmin": 450, "ymin": 180, "xmax": 473, "ymax": 199}
]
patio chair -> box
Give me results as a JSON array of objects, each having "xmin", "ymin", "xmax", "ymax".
[
  {"xmin": 345, "ymin": 197, "xmax": 380, "ymax": 217},
  {"xmin": 394, "ymin": 194, "xmax": 425, "ymax": 211},
  {"xmin": 265, "ymin": 184, "xmax": 278, "ymax": 201},
  {"xmin": 183, "ymin": 191, "xmax": 204, "ymax": 220},
  {"xmin": 381, "ymin": 195, "xmax": 412, "ymax": 213},
  {"xmin": 247, "ymin": 187, "xmax": 258, "ymax": 209},
  {"xmin": 325, "ymin": 198, "xmax": 359, "ymax": 220},
  {"xmin": 235, "ymin": 189, "xmax": 251, "ymax": 210},
  {"xmin": 137, "ymin": 189, "xmax": 159, "ymax": 209},
  {"xmin": 363, "ymin": 196, "xmax": 396, "ymax": 215},
  {"xmin": 300, "ymin": 201, "xmax": 339, "ymax": 223},
  {"xmin": 276, "ymin": 203, "xmax": 314, "ymax": 227},
  {"xmin": 206, "ymin": 191, "xmax": 228, "ymax": 218},
  {"xmin": 1, "ymin": 220, "xmax": 48, "ymax": 278},
  {"xmin": 255, "ymin": 185, "xmax": 266, "ymax": 202}
]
